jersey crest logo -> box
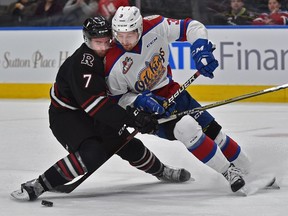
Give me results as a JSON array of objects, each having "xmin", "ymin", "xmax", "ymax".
[
  {"xmin": 134, "ymin": 49, "xmax": 166, "ymax": 92},
  {"xmin": 81, "ymin": 53, "xmax": 94, "ymax": 67},
  {"xmin": 122, "ymin": 57, "xmax": 133, "ymax": 74}
]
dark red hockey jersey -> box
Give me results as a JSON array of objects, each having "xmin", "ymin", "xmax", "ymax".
[{"xmin": 50, "ymin": 43, "xmax": 130, "ymax": 131}]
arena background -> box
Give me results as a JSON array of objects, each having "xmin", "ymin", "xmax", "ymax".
[{"xmin": 0, "ymin": 0, "xmax": 287, "ymax": 102}]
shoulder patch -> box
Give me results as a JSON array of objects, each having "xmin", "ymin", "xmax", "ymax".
[
  {"xmin": 122, "ymin": 57, "xmax": 133, "ymax": 74},
  {"xmin": 81, "ymin": 53, "xmax": 94, "ymax": 67}
]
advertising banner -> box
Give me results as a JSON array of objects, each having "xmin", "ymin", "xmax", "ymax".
[
  {"xmin": 171, "ymin": 28, "xmax": 288, "ymax": 85},
  {"xmin": 0, "ymin": 27, "xmax": 287, "ymax": 85},
  {"xmin": 0, "ymin": 28, "xmax": 82, "ymax": 83}
]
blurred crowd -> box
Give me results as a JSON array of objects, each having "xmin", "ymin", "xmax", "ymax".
[
  {"xmin": 0, "ymin": 0, "xmax": 287, "ymax": 27},
  {"xmin": 203, "ymin": 0, "xmax": 288, "ymax": 25},
  {"xmin": 0, "ymin": 0, "xmax": 133, "ymax": 26}
]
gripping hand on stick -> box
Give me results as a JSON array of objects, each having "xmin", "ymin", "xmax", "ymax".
[
  {"xmin": 126, "ymin": 106, "xmax": 158, "ymax": 134},
  {"xmin": 134, "ymin": 90, "xmax": 176, "ymax": 117},
  {"xmin": 134, "ymin": 90, "xmax": 165, "ymax": 115},
  {"xmin": 191, "ymin": 39, "xmax": 219, "ymax": 78}
]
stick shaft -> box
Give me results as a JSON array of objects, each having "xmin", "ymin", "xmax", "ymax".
[
  {"xmin": 158, "ymin": 83, "xmax": 288, "ymax": 124},
  {"xmin": 164, "ymin": 71, "xmax": 200, "ymax": 108}
]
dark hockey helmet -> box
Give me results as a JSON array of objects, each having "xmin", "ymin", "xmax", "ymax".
[{"xmin": 83, "ymin": 16, "xmax": 111, "ymax": 47}]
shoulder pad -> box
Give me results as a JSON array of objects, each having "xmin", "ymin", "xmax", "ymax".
[{"xmin": 144, "ymin": 15, "xmax": 161, "ymax": 21}]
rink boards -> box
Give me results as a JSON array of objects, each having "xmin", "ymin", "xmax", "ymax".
[{"xmin": 0, "ymin": 26, "xmax": 287, "ymax": 101}]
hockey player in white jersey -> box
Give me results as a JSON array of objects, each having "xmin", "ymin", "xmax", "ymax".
[{"xmin": 105, "ymin": 6, "xmax": 251, "ymax": 193}]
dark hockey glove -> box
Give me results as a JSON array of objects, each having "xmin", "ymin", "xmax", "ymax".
[
  {"xmin": 191, "ymin": 39, "xmax": 219, "ymax": 78},
  {"xmin": 126, "ymin": 106, "xmax": 158, "ymax": 134}
]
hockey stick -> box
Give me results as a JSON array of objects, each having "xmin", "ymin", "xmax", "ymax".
[
  {"xmin": 163, "ymin": 71, "xmax": 200, "ymax": 108},
  {"xmin": 158, "ymin": 83, "xmax": 288, "ymax": 124},
  {"xmin": 52, "ymin": 129, "xmax": 138, "ymax": 193},
  {"xmin": 52, "ymin": 72, "xmax": 201, "ymax": 193},
  {"xmin": 161, "ymin": 45, "xmax": 216, "ymax": 108}
]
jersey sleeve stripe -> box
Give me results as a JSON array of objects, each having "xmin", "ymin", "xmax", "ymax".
[
  {"xmin": 89, "ymin": 97, "xmax": 109, "ymax": 116},
  {"xmin": 177, "ymin": 19, "xmax": 192, "ymax": 42},
  {"xmin": 81, "ymin": 95, "xmax": 97, "ymax": 108},
  {"xmin": 84, "ymin": 96, "xmax": 106, "ymax": 113},
  {"xmin": 50, "ymin": 84, "xmax": 78, "ymax": 110}
]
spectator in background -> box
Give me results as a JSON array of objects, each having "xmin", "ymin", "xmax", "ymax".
[
  {"xmin": 245, "ymin": 0, "xmax": 269, "ymax": 13},
  {"xmin": 222, "ymin": 0, "xmax": 256, "ymax": 25},
  {"xmin": 33, "ymin": 0, "xmax": 63, "ymax": 18},
  {"xmin": 62, "ymin": 0, "xmax": 98, "ymax": 25},
  {"xmin": 30, "ymin": 0, "xmax": 64, "ymax": 25},
  {"xmin": 202, "ymin": 0, "xmax": 229, "ymax": 24},
  {"xmin": 252, "ymin": 0, "xmax": 288, "ymax": 24},
  {"xmin": 97, "ymin": 0, "xmax": 131, "ymax": 21},
  {"xmin": 285, "ymin": 0, "xmax": 288, "ymax": 10},
  {"xmin": 6, "ymin": 0, "xmax": 38, "ymax": 23},
  {"xmin": 8, "ymin": 0, "xmax": 31, "ymax": 16}
]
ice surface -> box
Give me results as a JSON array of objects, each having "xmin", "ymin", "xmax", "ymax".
[{"xmin": 0, "ymin": 100, "xmax": 287, "ymax": 216}]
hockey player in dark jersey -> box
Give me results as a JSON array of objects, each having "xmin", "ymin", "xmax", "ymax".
[{"xmin": 10, "ymin": 16, "xmax": 191, "ymax": 201}]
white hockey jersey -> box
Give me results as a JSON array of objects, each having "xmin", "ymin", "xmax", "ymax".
[{"xmin": 105, "ymin": 15, "xmax": 207, "ymax": 108}]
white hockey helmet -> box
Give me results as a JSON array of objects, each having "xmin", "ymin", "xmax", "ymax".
[{"xmin": 112, "ymin": 6, "xmax": 143, "ymax": 43}]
